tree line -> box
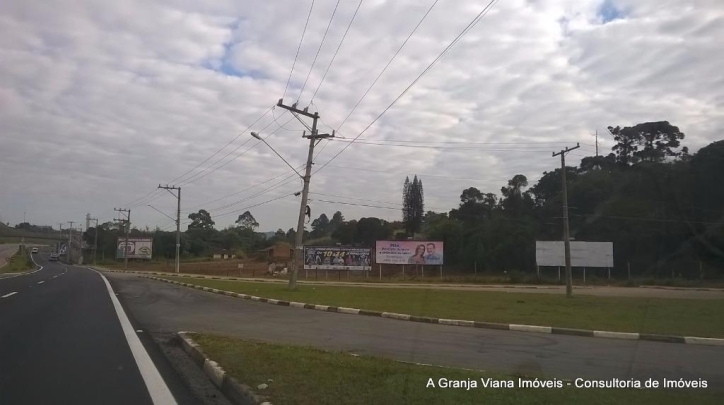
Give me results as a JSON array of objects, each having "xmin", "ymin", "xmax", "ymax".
[{"xmin": 82, "ymin": 121, "xmax": 723, "ymax": 278}]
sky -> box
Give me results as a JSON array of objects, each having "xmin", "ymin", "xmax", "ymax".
[{"xmin": 1, "ymin": 0, "xmax": 722, "ymax": 233}]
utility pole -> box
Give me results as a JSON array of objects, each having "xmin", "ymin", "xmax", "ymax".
[
  {"xmin": 21, "ymin": 211, "xmax": 26, "ymax": 254},
  {"xmin": 276, "ymin": 98, "xmax": 334, "ymax": 290},
  {"xmin": 67, "ymin": 221, "xmax": 75, "ymax": 265},
  {"xmin": 553, "ymin": 143, "xmax": 580, "ymax": 298},
  {"xmin": 57, "ymin": 223, "xmax": 63, "ymax": 254},
  {"xmin": 114, "ymin": 208, "xmax": 131, "ymax": 269},
  {"xmin": 89, "ymin": 217, "xmax": 99, "ymax": 266},
  {"xmin": 158, "ymin": 185, "xmax": 181, "ymax": 274}
]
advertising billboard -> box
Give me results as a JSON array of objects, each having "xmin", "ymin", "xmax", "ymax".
[
  {"xmin": 117, "ymin": 237, "xmax": 153, "ymax": 259},
  {"xmin": 375, "ymin": 241, "xmax": 444, "ymax": 265},
  {"xmin": 304, "ymin": 246, "xmax": 372, "ymax": 271},
  {"xmin": 535, "ymin": 241, "xmax": 613, "ymax": 268}
]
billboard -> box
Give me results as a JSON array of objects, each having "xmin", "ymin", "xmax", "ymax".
[
  {"xmin": 535, "ymin": 241, "xmax": 613, "ymax": 268},
  {"xmin": 375, "ymin": 241, "xmax": 444, "ymax": 265},
  {"xmin": 117, "ymin": 238, "xmax": 153, "ymax": 259},
  {"xmin": 304, "ymin": 246, "xmax": 371, "ymax": 271}
]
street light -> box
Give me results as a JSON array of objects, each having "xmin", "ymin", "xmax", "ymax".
[{"xmin": 250, "ymin": 132, "xmax": 303, "ymax": 179}]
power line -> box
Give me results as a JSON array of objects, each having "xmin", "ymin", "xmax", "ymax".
[
  {"xmin": 334, "ymin": 137, "xmax": 597, "ymax": 146},
  {"xmin": 183, "ymin": 165, "xmax": 305, "ymax": 213},
  {"xmin": 320, "ymin": 164, "xmax": 537, "ymax": 183},
  {"xmin": 310, "ymin": 192, "xmax": 403, "ymax": 207},
  {"xmin": 117, "ymin": 106, "xmax": 276, "ymax": 210},
  {"xmin": 308, "ymin": 0, "xmax": 364, "ymax": 105},
  {"xmin": 314, "ymin": 0, "xmax": 501, "ymax": 175},
  {"xmin": 570, "ymin": 213, "xmax": 724, "ymax": 226},
  {"xmin": 283, "ymin": 0, "xmax": 316, "ymax": 100},
  {"xmin": 298, "ymin": 0, "xmax": 341, "ymax": 101},
  {"xmin": 178, "ymin": 113, "xmax": 295, "ymax": 186},
  {"xmin": 326, "ymin": 138, "xmax": 594, "ymax": 152},
  {"xmin": 335, "ymin": 0, "xmax": 440, "ymax": 132},
  {"xmin": 212, "ymin": 193, "xmax": 297, "ymax": 219}
]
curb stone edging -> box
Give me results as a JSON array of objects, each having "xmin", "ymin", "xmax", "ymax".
[
  {"xmin": 99, "ymin": 269, "xmax": 724, "ymax": 347},
  {"xmin": 177, "ymin": 332, "xmax": 271, "ymax": 405}
]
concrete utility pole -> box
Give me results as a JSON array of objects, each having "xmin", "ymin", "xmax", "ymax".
[
  {"xmin": 275, "ymin": 99, "xmax": 334, "ymax": 290},
  {"xmin": 89, "ymin": 217, "xmax": 99, "ymax": 266},
  {"xmin": 67, "ymin": 221, "xmax": 75, "ymax": 264},
  {"xmin": 553, "ymin": 143, "xmax": 580, "ymax": 298},
  {"xmin": 158, "ymin": 185, "xmax": 181, "ymax": 274},
  {"xmin": 57, "ymin": 223, "xmax": 64, "ymax": 253},
  {"xmin": 114, "ymin": 208, "xmax": 131, "ymax": 269}
]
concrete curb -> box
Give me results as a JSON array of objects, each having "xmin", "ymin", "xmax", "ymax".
[
  {"xmin": 103, "ymin": 270, "xmax": 724, "ymax": 347},
  {"xmin": 177, "ymin": 332, "xmax": 271, "ymax": 405}
]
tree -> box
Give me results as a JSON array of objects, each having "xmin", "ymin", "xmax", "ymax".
[
  {"xmin": 187, "ymin": 209, "xmax": 215, "ymax": 231},
  {"xmin": 311, "ymin": 213, "xmax": 330, "ymax": 237},
  {"xmin": 402, "ymin": 175, "xmax": 424, "ymax": 236},
  {"xmin": 356, "ymin": 217, "xmax": 393, "ymax": 247},
  {"xmin": 332, "ymin": 220, "xmax": 358, "ymax": 245},
  {"xmin": 235, "ymin": 211, "xmax": 259, "ymax": 230},
  {"xmin": 329, "ymin": 211, "xmax": 344, "ymax": 233},
  {"xmin": 609, "ymin": 121, "xmax": 687, "ymax": 164}
]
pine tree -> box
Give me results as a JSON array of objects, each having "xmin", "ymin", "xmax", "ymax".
[{"xmin": 402, "ymin": 175, "xmax": 424, "ymax": 237}]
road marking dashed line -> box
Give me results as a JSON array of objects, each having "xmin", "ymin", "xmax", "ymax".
[
  {"xmin": 2, "ymin": 292, "xmax": 18, "ymax": 298},
  {"xmin": 38, "ymin": 281, "xmax": 45, "ymax": 284}
]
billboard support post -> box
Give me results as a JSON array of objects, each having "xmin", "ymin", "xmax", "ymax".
[
  {"xmin": 537, "ymin": 265, "xmax": 540, "ymax": 280},
  {"xmin": 558, "ymin": 266, "xmax": 561, "ymax": 281},
  {"xmin": 402, "ymin": 265, "xmax": 405, "ymax": 278},
  {"xmin": 627, "ymin": 262, "xmax": 631, "ymax": 280},
  {"xmin": 584, "ymin": 267, "xmax": 586, "ymax": 284},
  {"xmin": 608, "ymin": 267, "xmax": 611, "ymax": 280},
  {"xmin": 439, "ymin": 265, "xmax": 442, "ymax": 280},
  {"xmin": 474, "ymin": 261, "xmax": 477, "ymax": 278},
  {"xmin": 379, "ymin": 264, "xmax": 382, "ymax": 281}
]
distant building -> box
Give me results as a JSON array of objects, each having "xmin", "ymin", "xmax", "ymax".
[
  {"xmin": 211, "ymin": 249, "xmax": 236, "ymax": 260},
  {"xmin": 259, "ymin": 242, "xmax": 294, "ymax": 263}
]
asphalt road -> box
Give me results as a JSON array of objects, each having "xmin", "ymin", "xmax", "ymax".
[
  {"xmin": 0, "ymin": 251, "xmax": 205, "ymax": 405},
  {"xmin": 107, "ymin": 272, "xmax": 724, "ymax": 390}
]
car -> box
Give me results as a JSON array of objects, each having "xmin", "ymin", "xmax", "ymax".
[
  {"xmin": 31, "ymin": 247, "xmax": 39, "ymax": 253},
  {"xmin": 49, "ymin": 253, "xmax": 58, "ymax": 261}
]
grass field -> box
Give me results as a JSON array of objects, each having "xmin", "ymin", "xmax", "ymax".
[
  {"xmin": 0, "ymin": 251, "xmax": 35, "ymax": 274},
  {"xmin": 191, "ymin": 334, "xmax": 720, "ymax": 405},
  {"xmin": 161, "ymin": 276, "xmax": 724, "ymax": 337}
]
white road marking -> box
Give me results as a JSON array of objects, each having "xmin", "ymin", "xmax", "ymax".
[
  {"xmin": 2, "ymin": 292, "xmax": 18, "ymax": 298},
  {"xmin": 37, "ymin": 281, "xmax": 44, "ymax": 284},
  {"xmin": 94, "ymin": 270, "xmax": 178, "ymax": 405},
  {"xmin": 0, "ymin": 254, "xmax": 44, "ymax": 280}
]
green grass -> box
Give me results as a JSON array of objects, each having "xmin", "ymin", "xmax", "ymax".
[
  {"xmin": 161, "ymin": 276, "xmax": 724, "ymax": 338},
  {"xmin": 191, "ymin": 334, "xmax": 720, "ymax": 405},
  {"xmin": 1, "ymin": 251, "xmax": 35, "ymax": 274}
]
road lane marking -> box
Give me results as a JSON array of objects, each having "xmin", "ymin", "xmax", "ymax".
[
  {"xmin": 94, "ymin": 270, "xmax": 178, "ymax": 405},
  {"xmin": 0, "ymin": 254, "xmax": 44, "ymax": 280},
  {"xmin": 2, "ymin": 292, "xmax": 18, "ymax": 298},
  {"xmin": 38, "ymin": 281, "xmax": 44, "ymax": 284}
]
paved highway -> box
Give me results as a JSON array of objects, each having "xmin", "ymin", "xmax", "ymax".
[
  {"xmin": 106, "ymin": 272, "xmax": 724, "ymax": 389},
  {"xmin": 0, "ymin": 250, "xmax": 203, "ymax": 404}
]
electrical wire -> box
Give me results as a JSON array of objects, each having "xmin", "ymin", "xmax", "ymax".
[
  {"xmin": 283, "ymin": 0, "xmax": 316, "ymax": 100},
  {"xmin": 308, "ymin": 0, "xmax": 364, "ymax": 105},
  {"xmin": 314, "ymin": 0, "xmax": 501, "ymax": 175},
  {"xmin": 326, "ymin": 138, "xmax": 592, "ymax": 152},
  {"xmin": 298, "ymin": 0, "xmax": 341, "ymax": 101},
  {"xmin": 335, "ymin": 0, "xmax": 440, "ymax": 132}
]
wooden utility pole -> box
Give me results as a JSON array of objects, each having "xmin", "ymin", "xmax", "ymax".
[
  {"xmin": 114, "ymin": 208, "xmax": 131, "ymax": 269},
  {"xmin": 553, "ymin": 143, "xmax": 579, "ymax": 298},
  {"xmin": 158, "ymin": 185, "xmax": 181, "ymax": 274},
  {"xmin": 275, "ymin": 98, "xmax": 334, "ymax": 290}
]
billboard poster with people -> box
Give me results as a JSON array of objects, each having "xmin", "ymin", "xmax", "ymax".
[
  {"xmin": 116, "ymin": 237, "xmax": 153, "ymax": 259},
  {"xmin": 375, "ymin": 241, "xmax": 444, "ymax": 265},
  {"xmin": 303, "ymin": 246, "xmax": 372, "ymax": 271}
]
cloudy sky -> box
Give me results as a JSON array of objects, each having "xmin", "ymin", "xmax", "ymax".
[{"xmin": 1, "ymin": 0, "xmax": 722, "ymax": 232}]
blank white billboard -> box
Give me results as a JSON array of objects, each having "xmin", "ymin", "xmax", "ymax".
[{"xmin": 536, "ymin": 241, "xmax": 613, "ymax": 268}]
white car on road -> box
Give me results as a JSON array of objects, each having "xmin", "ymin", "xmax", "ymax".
[{"xmin": 31, "ymin": 247, "xmax": 39, "ymax": 253}]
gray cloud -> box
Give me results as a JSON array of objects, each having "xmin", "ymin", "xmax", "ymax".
[{"xmin": 1, "ymin": 0, "xmax": 722, "ymax": 232}]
